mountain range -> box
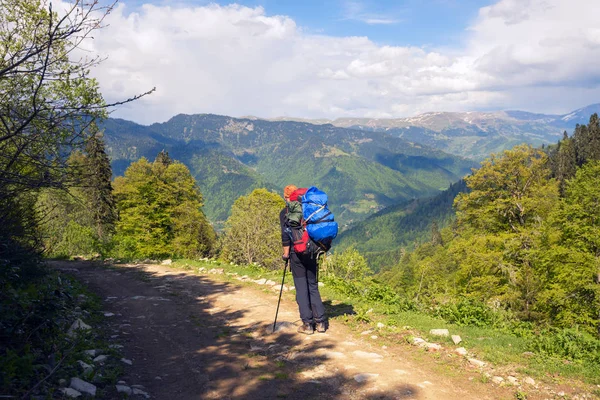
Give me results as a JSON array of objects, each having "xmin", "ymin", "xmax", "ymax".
[
  {"xmin": 100, "ymin": 115, "xmax": 475, "ymax": 228},
  {"xmin": 100, "ymin": 104, "xmax": 598, "ymax": 231},
  {"xmin": 255, "ymin": 104, "xmax": 600, "ymax": 159}
]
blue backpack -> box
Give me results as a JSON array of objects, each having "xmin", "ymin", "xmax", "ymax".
[{"xmin": 302, "ymin": 186, "xmax": 338, "ymax": 251}]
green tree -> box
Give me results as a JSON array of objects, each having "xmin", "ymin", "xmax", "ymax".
[
  {"xmin": 0, "ymin": 0, "xmax": 152, "ymax": 259},
  {"xmin": 555, "ymin": 132, "xmax": 577, "ymax": 195},
  {"xmin": 322, "ymin": 247, "xmax": 371, "ymax": 280},
  {"xmin": 36, "ymin": 132, "xmax": 116, "ymax": 257},
  {"xmin": 449, "ymin": 145, "xmax": 559, "ymax": 316},
  {"xmin": 220, "ymin": 189, "xmax": 285, "ymax": 270},
  {"xmin": 82, "ymin": 127, "xmax": 117, "ymax": 241},
  {"xmin": 539, "ymin": 161, "xmax": 600, "ymax": 331},
  {"xmin": 574, "ymin": 114, "xmax": 600, "ymax": 166},
  {"xmin": 113, "ymin": 156, "xmax": 215, "ymax": 259}
]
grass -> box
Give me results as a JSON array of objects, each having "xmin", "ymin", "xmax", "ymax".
[{"xmin": 160, "ymin": 258, "xmax": 600, "ymax": 389}]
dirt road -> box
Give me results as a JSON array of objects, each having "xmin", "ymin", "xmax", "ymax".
[{"xmin": 51, "ymin": 261, "xmax": 518, "ymax": 400}]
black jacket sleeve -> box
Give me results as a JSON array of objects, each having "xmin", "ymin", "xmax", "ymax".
[{"xmin": 279, "ymin": 208, "xmax": 290, "ymax": 247}]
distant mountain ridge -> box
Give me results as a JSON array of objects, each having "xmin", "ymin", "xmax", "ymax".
[
  {"xmin": 100, "ymin": 114, "xmax": 475, "ymax": 227},
  {"xmin": 255, "ymin": 104, "xmax": 600, "ymax": 159}
]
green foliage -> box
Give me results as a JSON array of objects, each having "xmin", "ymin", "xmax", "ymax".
[
  {"xmin": 455, "ymin": 144, "xmax": 557, "ymax": 233},
  {"xmin": 37, "ymin": 136, "xmax": 117, "ymax": 258},
  {"xmin": 322, "ymin": 247, "xmax": 371, "ymax": 280},
  {"xmin": 381, "ymin": 137, "xmax": 600, "ymax": 335},
  {"xmin": 220, "ymin": 188, "xmax": 285, "ymax": 270},
  {"xmin": 528, "ymin": 328, "xmax": 600, "ymax": 364},
  {"xmin": 434, "ymin": 298, "xmax": 509, "ymax": 328},
  {"xmin": 0, "ymin": 0, "xmax": 109, "ymax": 261},
  {"xmin": 112, "ymin": 156, "xmax": 215, "ymax": 259}
]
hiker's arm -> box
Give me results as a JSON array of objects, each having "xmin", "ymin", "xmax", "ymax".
[
  {"xmin": 279, "ymin": 208, "xmax": 291, "ymax": 262},
  {"xmin": 282, "ymin": 245, "xmax": 290, "ymax": 262}
]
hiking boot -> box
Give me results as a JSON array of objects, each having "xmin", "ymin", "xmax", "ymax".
[
  {"xmin": 297, "ymin": 322, "xmax": 314, "ymax": 335},
  {"xmin": 315, "ymin": 321, "xmax": 327, "ymax": 333}
]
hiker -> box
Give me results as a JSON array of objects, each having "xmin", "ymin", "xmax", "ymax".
[{"xmin": 280, "ymin": 185, "xmax": 327, "ymax": 334}]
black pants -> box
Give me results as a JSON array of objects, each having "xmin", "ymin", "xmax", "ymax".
[{"xmin": 289, "ymin": 251, "xmax": 325, "ymax": 324}]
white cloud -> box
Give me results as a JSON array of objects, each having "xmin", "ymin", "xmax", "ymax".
[{"xmin": 72, "ymin": 0, "xmax": 600, "ymax": 123}]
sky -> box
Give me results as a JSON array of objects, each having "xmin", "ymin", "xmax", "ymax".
[{"xmin": 62, "ymin": 0, "xmax": 600, "ymax": 124}]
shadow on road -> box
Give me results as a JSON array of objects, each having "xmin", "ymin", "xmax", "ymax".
[{"xmin": 52, "ymin": 260, "xmax": 420, "ymax": 400}]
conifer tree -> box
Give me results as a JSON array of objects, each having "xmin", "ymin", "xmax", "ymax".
[
  {"xmin": 154, "ymin": 150, "xmax": 172, "ymax": 167},
  {"xmin": 431, "ymin": 220, "xmax": 443, "ymax": 246},
  {"xmin": 83, "ymin": 126, "xmax": 116, "ymax": 241},
  {"xmin": 556, "ymin": 132, "xmax": 577, "ymax": 195}
]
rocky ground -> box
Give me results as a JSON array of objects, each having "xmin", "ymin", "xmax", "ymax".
[{"xmin": 50, "ymin": 260, "xmax": 597, "ymax": 400}]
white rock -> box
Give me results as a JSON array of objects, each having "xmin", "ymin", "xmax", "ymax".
[
  {"xmin": 67, "ymin": 319, "xmax": 91, "ymax": 337},
  {"xmin": 208, "ymin": 268, "xmax": 224, "ymax": 274},
  {"xmin": 161, "ymin": 259, "xmax": 172, "ymax": 265},
  {"xmin": 524, "ymin": 377, "xmax": 535, "ymax": 386},
  {"xmin": 70, "ymin": 377, "xmax": 96, "ymax": 396},
  {"xmin": 132, "ymin": 388, "xmax": 150, "ymax": 398},
  {"xmin": 116, "ymin": 385, "xmax": 132, "ymax": 395},
  {"xmin": 412, "ymin": 337, "xmax": 427, "ymax": 346},
  {"xmin": 429, "ymin": 329, "xmax": 449, "ymax": 337},
  {"xmin": 468, "ymin": 358, "xmax": 486, "ymax": 368},
  {"xmin": 370, "ymin": 335, "xmax": 378, "ymax": 339},
  {"xmin": 121, "ymin": 358, "xmax": 133, "ymax": 365},
  {"xmin": 360, "ymin": 330, "xmax": 373, "ymax": 335},
  {"xmin": 353, "ymin": 350, "xmax": 383, "ymax": 360},
  {"xmin": 353, "ymin": 373, "xmax": 379, "ymax": 383},
  {"xmin": 376, "ymin": 322, "xmax": 385, "ymax": 328},
  {"xmin": 455, "ymin": 347, "xmax": 468, "ymax": 356},
  {"xmin": 83, "ymin": 350, "xmax": 96, "ymax": 357},
  {"xmin": 507, "ymin": 376, "xmax": 519, "ymax": 385},
  {"xmin": 426, "ymin": 343, "xmax": 442, "ymax": 351},
  {"xmin": 451, "ymin": 335, "xmax": 462, "ymax": 344},
  {"xmin": 77, "ymin": 360, "xmax": 93, "ymax": 375},
  {"xmin": 61, "ymin": 388, "xmax": 82, "ymax": 398},
  {"xmin": 93, "ymin": 355, "xmax": 107, "ymax": 363},
  {"xmin": 255, "ymin": 278, "xmax": 267, "ymax": 285},
  {"xmin": 109, "ymin": 344, "xmax": 123, "ymax": 349},
  {"xmin": 318, "ymin": 282, "xmax": 324, "ymax": 287},
  {"xmin": 265, "ymin": 280, "xmax": 276, "ymax": 286},
  {"xmin": 103, "ymin": 312, "xmax": 115, "ymax": 317},
  {"xmin": 492, "ymin": 376, "xmax": 504, "ymax": 384}
]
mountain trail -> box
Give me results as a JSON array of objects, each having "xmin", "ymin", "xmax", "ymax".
[{"xmin": 51, "ymin": 261, "xmax": 524, "ymax": 399}]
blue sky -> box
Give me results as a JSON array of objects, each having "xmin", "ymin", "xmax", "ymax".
[
  {"xmin": 85, "ymin": 0, "xmax": 600, "ymax": 123},
  {"xmin": 118, "ymin": 0, "xmax": 494, "ymax": 47}
]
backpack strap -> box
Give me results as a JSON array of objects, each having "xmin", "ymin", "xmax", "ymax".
[{"xmin": 304, "ymin": 204, "xmax": 326, "ymax": 224}]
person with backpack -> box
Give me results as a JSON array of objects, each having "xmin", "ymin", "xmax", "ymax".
[{"xmin": 280, "ymin": 185, "xmax": 327, "ymax": 334}]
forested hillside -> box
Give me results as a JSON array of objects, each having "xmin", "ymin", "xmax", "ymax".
[
  {"xmin": 100, "ymin": 114, "xmax": 476, "ymax": 226},
  {"xmin": 378, "ymin": 114, "xmax": 600, "ymax": 336},
  {"xmin": 336, "ymin": 179, "xmax": 468, "ymax": 272}
]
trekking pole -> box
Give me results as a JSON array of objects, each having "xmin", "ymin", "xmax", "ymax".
[{"xmin": 272, "ymin": 259, "xmax": 289, "ymax": 333}]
